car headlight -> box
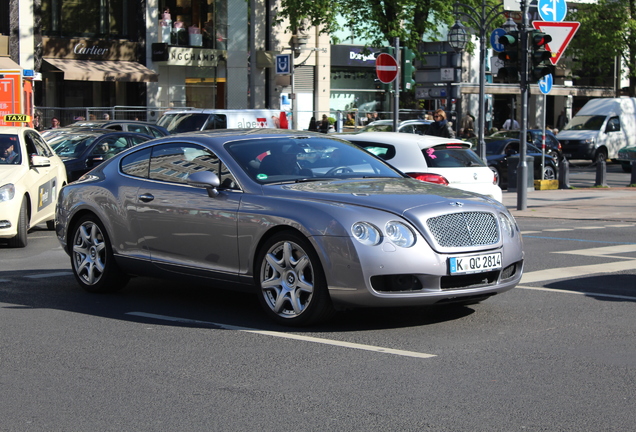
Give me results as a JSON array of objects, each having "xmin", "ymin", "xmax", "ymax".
[
  {"xmin": 499, "ymin": 212, "xmax": 517, "ymax": 237},
  {"xmin": 351, "ymin": 222, "xmax": 382, "ymax": 246},
  {"xmin": 385, "ymin": 221, "xmax": 416, "ymax": 248},
  {"xmin": 0, "ymin": 184, "xmax": 15, "ymax": 202}
]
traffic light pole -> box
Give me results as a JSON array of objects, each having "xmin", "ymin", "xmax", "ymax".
[
  {"xmin": 393, "ymin": 37, "xmax": 400, "ymax": 132},
  {"xmin": 517, "ymin": 0, "xmax": 529, "ymax": 210}
]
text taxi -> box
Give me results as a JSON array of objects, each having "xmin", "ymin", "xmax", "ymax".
[{"xmin": 0, "ymin": 120, "xmax": 67, "ymax": 247}]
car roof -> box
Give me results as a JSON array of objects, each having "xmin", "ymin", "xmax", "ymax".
[
  {"xmin": 0, "ymin": 126, "xmax": 38, "ymax": 134},
  {"xmin": 342, "ymin": 131, "xmax": 471, "ymax": 149}
]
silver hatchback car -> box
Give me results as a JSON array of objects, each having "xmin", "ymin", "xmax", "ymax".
[{"xmin": 56, "ymin": 130, "xmax": 524, "ymax": 326}]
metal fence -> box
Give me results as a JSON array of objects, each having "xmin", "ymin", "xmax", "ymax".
[{"xmin": 34, "ymin": 106, "xmax": 175, "ymax": 128}]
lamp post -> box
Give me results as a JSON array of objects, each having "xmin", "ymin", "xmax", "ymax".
[{"xmin": 448, "ymin": 1, "xmax": 508, "ymax": 162}]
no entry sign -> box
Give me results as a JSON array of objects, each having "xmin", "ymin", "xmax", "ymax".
[{"xmin": 376, "ymin": 53, "xmax": 398, "ymax": 83}]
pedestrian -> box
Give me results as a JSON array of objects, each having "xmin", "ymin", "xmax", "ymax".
[
  {"xmin": 460, "ymin": 112, "xmax": 474, "ymax": 132},
  {"xmin": 502, "ymin": 117, "xmax": 519, "ymax": 130},
  {"xmin": 308, "ymin": 116, "xmax": 318, "ymax": 132},
  {"xmin": 319, "ymin": 114, "xmax": 330, "ymax": 133},
  {"xmin": 49, "ymin": 117, "xmax": 61, "ymax": 129},
  {"xmin": 425, "ymin": 109, "xmax": 455, "ymax": 138},
  {"xmin": 103, "ymin": 113, "xmax": 110, "ymax": 120}
]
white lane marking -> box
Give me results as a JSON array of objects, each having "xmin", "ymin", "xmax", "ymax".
[
  {"xmin": 607, "ymin": 224, "xmax": 635, "ymax": 228},
  {"xmin": 543, "ymin": 228, "xmax": 574, "ymax": 232},
  {"xmin": 521, "ymin": 260, "xmax": 636, "ymax": 284},
  {"xmin": 578, "ymin": 226, "xmax": 606, "ymax": 230},
  {"xmin": 552, "ymin": 244, "xmax": 636, "ymax": 258},
  {"xmin": 521, "ymin": 231, "xmax": 542, "ymax": 234},
  {"xmin": 517, "ymin": 285, "xmax": 636, "ymax": 302},
  {"xmin": 126, "ymin": 312, "xmax": 436, "ymax": 359},
  {"xmin": 0, "ymin": 279, "xmax": 9, "ymax": 283},
  {"xmin": 25, "ymin": 272, "xmax": 73, "ymax": 279}
]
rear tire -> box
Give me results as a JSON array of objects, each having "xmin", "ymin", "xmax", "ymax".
[
  {"xmin": 8, "ymin": 197, "xmax": 28, "ymax": 248},
  {"xmin": 70, "ymin": 215, "xmax": 129, "ymax": 293},
  {"xmin": 593, "ymin": 149, "xmax": 607, "ymax": 164},
  {"xmin": 543, "ymin": 165, "xmax": 557, "ymax": 181}
]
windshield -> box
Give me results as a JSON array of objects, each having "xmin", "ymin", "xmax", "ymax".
[
  {"xmin": 226, "ymin": 136, "xmax": 402, "ymax": 184},
  {"xmin": 562, "ymin": 115, "xmax": 606, "ymax": 131},
  {"xmin": 157, "ymin": 113, "xmax": 212, "ymax": 133},
  {"xmin": 423, "ymin": 145, "xmax": 485, "ymax": 168},
  {"xmin": 360, "ymin": 123, "xmax": 393, "ymax": 132},
  {"xmin": 0, "ymin": 134, "xmax": 21, "ymax": 165},
  {"xmin": 48, "ymin": 134, "xmax": 97, "ymax": 157}
]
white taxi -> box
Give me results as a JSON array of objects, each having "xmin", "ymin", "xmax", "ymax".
[{"xmin": 0, "ymin": 126, "xmax": 67, "ymax": 247}]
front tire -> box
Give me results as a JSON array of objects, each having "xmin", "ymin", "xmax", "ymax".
[
  {"xmin": 8, "ymin": 197, "xmax": 29, "ymax": 248},
  {"xmin": 594, "ymin": 149, "xmax": 607, "ymax": 164},
  {"xmin": 255, "ymin": 231, "xmax": 334, "ymax": 326},
  {"xmin": 543, "ymin": 165, "xmax": 557, "ymax": 181},
  {"xmin": 489, "ymin": 166, "xmax": 500, "ymax": 186},
  {"xmin": 70, "ymin": 215, "xmax": 129, "ymax": 293}
]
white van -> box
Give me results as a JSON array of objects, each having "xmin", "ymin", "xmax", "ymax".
[
  {"xmin": 156, "ymin": 109, "xmax": 290, "ymax": 134},
  {"xmin": 556, "ymin": 98, "xmax": 636, "ymax": 163}
]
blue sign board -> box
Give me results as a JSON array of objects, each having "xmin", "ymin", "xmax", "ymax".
[
  {"xmin": 490, "ymin": 28, "xmax": 507, "ymax": 53},
  {"xmin": 538, "ymin": 74, "xmax": 553, "ymax": 94},
  {"xmin": 538, "ymin": 0, "xmax": 567, "ymax": 22},
  {"xmin": 276, "ymin": 54, "xmax": 291, "ymax": 74}
]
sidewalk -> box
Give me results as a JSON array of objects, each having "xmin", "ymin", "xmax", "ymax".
[{"xmin": 502, "ymin": 187, "xmax": 636, "ymax": 222}]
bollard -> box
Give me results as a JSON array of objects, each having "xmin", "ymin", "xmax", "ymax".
[
  {"xmin": 631, "ymin": 161, "xmax": 636, "ymax": 185},
  {"xmin": 594, "ymin": 159, "xmax": 608, "ymax": 187},
  {"xmin": 559, "ymin": 158, "xmax": 571, "ymax": 189}
]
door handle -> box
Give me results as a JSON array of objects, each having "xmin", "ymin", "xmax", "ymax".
[{"xmin": 139, "ymin": 193, "xmax": 154, "ymax": 202}]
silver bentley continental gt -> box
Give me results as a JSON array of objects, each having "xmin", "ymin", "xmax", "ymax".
[{"xmin": 55, "ymin": 129, "xmax": 524, "ymax": 326}]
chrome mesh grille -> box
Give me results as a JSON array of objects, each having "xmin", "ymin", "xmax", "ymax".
[{"xmin": 426, "ymin": 212, "xmax": 499, "ymax": 247}]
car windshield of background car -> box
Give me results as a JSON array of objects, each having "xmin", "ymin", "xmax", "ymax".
[
  {"xmin": 49, "ymin": 135, "xmax": 97, "ymax": 157},
  {"xmin": 423, "ymin": 145, "xmax": 485, "ymax": 168},
  {"xmin": 562, "ymin": 115, "xmax": 606, "ymax": 131},
  {"xmin": 226, "ymin": 137, "xmax": 401, "ymax": 184},
  {"xmin": 157, "ymin": 113, "xmax": 209, "ymax": 133}
]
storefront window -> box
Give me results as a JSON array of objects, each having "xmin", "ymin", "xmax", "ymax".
[
  {"xmin": 159, "ymin": 0, "xmax": 227, "ymax": 49},
  {"xmin": 41, "ymin": 0, "xmax": 138, "ymax": 38}
]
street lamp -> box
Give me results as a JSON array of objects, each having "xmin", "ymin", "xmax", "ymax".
[{"xmin": 448, "ymin": 1, "xmax": 508, "ymax": 161}]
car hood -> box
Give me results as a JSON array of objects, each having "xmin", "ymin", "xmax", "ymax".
[
  {"xmin": 556, "ymin": 130, "xmax": 598, "ymax": 140},
  {"xmin": 0, "ymin": 165, "xmax": 25, "ymax": 184},
  {"xmin": 266, "ymin": 178, "xmax": 496, "ymax": 215}
]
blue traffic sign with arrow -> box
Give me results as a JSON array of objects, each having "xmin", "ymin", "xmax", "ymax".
[
  {"xmin": 538, "ymin": 0, "xmax": 567, "ymax": 22},
  {"xmin": 538, "ymin": 73, "xmax": 553, "ymax": 94}
]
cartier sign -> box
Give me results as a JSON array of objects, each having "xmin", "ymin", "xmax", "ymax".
[{"xmin": 42, "ymin": 37, "xmax": 137, "ymax": 61}]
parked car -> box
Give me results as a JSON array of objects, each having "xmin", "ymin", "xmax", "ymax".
[
  {"xmin": 47, "ymin": 129, "xmax": 153, "ymax": 182},
  {"xmin": 487, "ymin": 129, "xmax": 563, "ymax": 162},
  {"xmin": 67, "ymin": 120, "xmax": 169, "ymax": 137},
  {"xmin": 0, "ymin": 126, "xmax": 67, "ymax": 247},
  {"xmin": 55, "ymin": 129, "xmax": 524, "ymax": 326},
  {"xmin": 485, "ymin": 138, "xmax": 558, "ymax": 188},
  {"xmin": 617, "ymin": 145, "xmax": 636, "ymax": 172},
  {"xmin": 341, "ymin": 132, "xmax": 502, "ymax": 202},
  {"xmin": 359, "ymin": 119, "xmax": 432, "ymax": 134}
]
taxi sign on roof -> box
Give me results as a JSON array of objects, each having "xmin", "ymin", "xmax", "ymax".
[{"xmin": 4, "ymin": 114, "xmax": 31, "ymax": 122}]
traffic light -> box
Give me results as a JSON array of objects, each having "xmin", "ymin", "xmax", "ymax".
[
  {"xmin": 529, "ymin": 31, "xmax": 554, "ymax": 82},
  {"xmin": 497, "ymin": 31, "xmax": 520, "ymax": 83},
  {"xmin": 401, "ymin": 47, "xmax": 416, "ymax": 91}
]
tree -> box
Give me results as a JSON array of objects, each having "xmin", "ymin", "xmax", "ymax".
[
  {"xmin": 568, "ymin": 0, "xmax": 636, "ymax": 97},
  {"xmin": 273, "ymin": 0, "xmax": 487, "ymax": 52}
]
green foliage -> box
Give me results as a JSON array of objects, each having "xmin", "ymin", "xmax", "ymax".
[{"xmin": 568, "ymin": 0, "xmax": 635, "ymax": 95}]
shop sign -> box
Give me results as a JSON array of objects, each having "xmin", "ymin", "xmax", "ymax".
[{"xmin": 163, "ymin": 47, "xmax": 222, "ymax": 67}]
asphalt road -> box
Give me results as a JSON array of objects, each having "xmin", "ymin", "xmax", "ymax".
[{"xmin": 1, "ymin": 190, "xmax": 635, "ymax": 431}]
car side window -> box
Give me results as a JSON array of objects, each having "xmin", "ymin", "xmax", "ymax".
[
  {"xmin": 121, "ymin": 147, "xmax": 152, "ymax": 178},
  {"xmin": 25, "ymin": 131, "xmax": 53, "ymax": 157},
  {"xmin": 606, "ymin": 117, "xmax": 620, "ymax": 132},
  {"xmin": 130, "ymin": 135, "xmax": 150, "ymax": 146},
  {"xmin": 128, "ymin": 125, "xmax": 149, "ymax": 135},
  {"xmin": 148, "ymin": 143, "xmax": 239, "ymax": 189},
  {"xmin": 149, "ymin": 127, "xmax": 164, "ymax": 138}
]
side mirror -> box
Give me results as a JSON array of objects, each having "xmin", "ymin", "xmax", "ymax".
[
  {"xmin": 187, "ymin": 170, "xmax": 221, "ymax": 197},
  {"xmin": 31, "ymin": 155, "xmax": 51, "ymax": 167}
]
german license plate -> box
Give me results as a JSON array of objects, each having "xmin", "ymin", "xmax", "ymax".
[{"xmin": 449, "ymin": 252, "xmax": 502, "ymax": 274}]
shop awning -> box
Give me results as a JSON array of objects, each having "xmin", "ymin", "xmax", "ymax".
[
  {"xmin": 0, "ymin": 56, "xmax": 22, "ymax": 69},
  {"xmin": 43, "ymin": 58, "xmax": 158, "ymax": 82}
]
